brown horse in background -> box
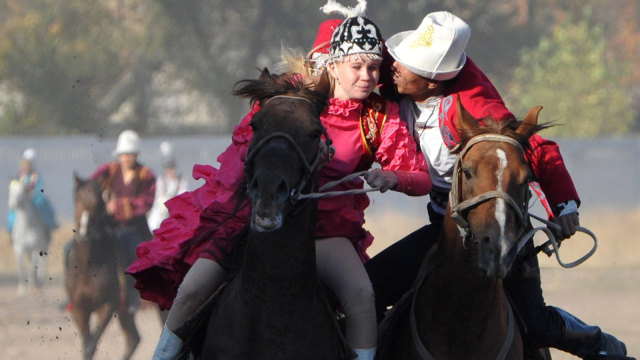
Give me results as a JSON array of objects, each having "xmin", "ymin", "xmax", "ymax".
[
  {"xmin": 64, "ymin": 174, "xmax": 140, "ymax": 360},
  {"xmin": 377, "ymin": 99, "xmax": 549, "ymax": 360},
  {"xmin": 188, "ymin": 69, "xmax": 349, "ymax": 359}
]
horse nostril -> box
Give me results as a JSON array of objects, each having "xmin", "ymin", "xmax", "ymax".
[
  {"xmin": 247, "ymin": 177, "xmax": 259, "ymax": 200},
  {"xmin": 274, "ymin": 179, "xmax": 290, "ymax": 204}
]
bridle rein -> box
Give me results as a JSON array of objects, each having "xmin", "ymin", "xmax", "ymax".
[
  {"xmin": 448, "ymin": 133, "xmax": 597, "ymax": 267},
  {"xmin": 244, "ymin": 95, "xmax": 333, "ymax": 204}
]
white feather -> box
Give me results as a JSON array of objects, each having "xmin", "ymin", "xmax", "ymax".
[{"xmin": 320, "ymin": 0, "xmax": 367, "ymax": 18}]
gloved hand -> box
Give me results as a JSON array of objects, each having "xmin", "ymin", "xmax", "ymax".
[
  {"xmin": 363, "ymin": 169, "xmax": 398, "ymax": 193},
  {"xmin": 551, "ymin": 200, "xmax": 579, "ymax": 240}
]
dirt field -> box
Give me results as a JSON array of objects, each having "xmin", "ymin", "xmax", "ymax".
[{"xmin": 1, "ymin": 209, "xmax": 638, "ymax": 359}]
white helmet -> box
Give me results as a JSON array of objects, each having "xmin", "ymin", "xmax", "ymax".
[
  {"xmin": 22, "ymin": 148, "xmax": 37, "ymax": 162},
  {"xmin": 114, "ymin": 130, "xmax": 141, "ymax": 155}
]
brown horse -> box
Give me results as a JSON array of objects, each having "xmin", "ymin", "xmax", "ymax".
[
  {"xmin": 377, "ymin": 99, "xmax": 548, "ymax": 360},
  {"xmin": 186, "ymin": 69, "xmax": 350, "ymax": 360},
  {"xmin": 64, "ymin": 174, "xmax": 140, "ymax": 360}
]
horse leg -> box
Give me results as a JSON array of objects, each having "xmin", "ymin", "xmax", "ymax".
[
  {"xmin": 30, "ymin": 249, "xmax": 44, "ymax": 288},
  {"xmin": 85, "ymin": 304, "xmax": 116, "ymax": 360},
  {"xmin": 71, "ymin": 307, "xmax": 97, "ymax": 360},
  {"xmin": 116, "ymin": 308, "xmax": 140, "ymax": 360},
  {"xmin": 14, "ymin": 247, "xmax": 27, "ymax": 295}
]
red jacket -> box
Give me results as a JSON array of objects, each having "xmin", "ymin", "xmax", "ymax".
[{"xmin": 438, "ymin": 58, "xmax": 580, "ymax": 209}]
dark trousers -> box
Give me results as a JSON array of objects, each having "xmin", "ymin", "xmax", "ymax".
[{"xmin": 365, "ymin": 212, "xmax": 565, "ymax": 348}]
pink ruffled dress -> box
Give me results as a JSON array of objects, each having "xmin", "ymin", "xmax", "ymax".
[{"xmin": 127, "ymin": 97, "xmax": 428, "ymax": 309}]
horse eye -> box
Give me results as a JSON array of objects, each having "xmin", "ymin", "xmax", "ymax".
[
  {"xmin": 309, "ymin": 129, "xmax": 322, "ymax": 139},
  {"xmin": 462, "ymin": 167, "xmax": 473, "ymax": 180}
]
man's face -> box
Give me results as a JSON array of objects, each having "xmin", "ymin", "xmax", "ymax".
[
  {"xmin": 118, "ymin": 153, "xmax": 137, "ymax": 170},
  {"xmin": 391, "ymin": 61, "xmax": 433, "ymax": 101}
]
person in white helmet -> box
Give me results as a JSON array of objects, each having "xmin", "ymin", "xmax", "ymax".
[
  {"xmin": 6, "ymin": 148, "xmax": 58, "ymax": 240},
  {"xmin": 64, "ymin": 130, "xmax": 156, "ymax": 314}
]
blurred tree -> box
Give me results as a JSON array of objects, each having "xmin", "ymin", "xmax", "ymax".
[
  {"xmin": 504, "ymin": 7, "xmax": 635, "ymax": 137},
  {"xmin": 0, "ymin": 0, "xmax": 637, "ymax": 136},
  {"xmin": 0, "ymin": 0, "xmax": 150, "ymax": 135}
]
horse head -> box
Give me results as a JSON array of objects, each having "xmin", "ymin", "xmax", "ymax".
[
  {"xmin": 449, "ymin": 99, "xmax": 544, "ymax": 277},
  {"xmin": 8, "ymin": 179, "xmax": 27, "ymax": 210},
  {"xmin": 73, "ymin": 173, "xmax": 107, "ymax": 238},
  {"xmin": 234, "ymin": 68, "xmax": 330, "ymax": 232}
]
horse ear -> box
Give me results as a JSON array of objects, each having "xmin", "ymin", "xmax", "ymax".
[
  {"xmin": 259, "ymin": 68, "xmax": 271, "ymax": 81},
  {"xmin": 516, "ymin": 106, "xmax": 542, "ymax": 137},
  {"xmin": 313, "ymin": 70, "xmax": 331, "ymax": 98},
  {"xmin": 73, "ymin": 172, "xmax": 85, "ymax": 188},
  {"xmin": 456, "ymin": 96, "xmax": 479, "ymax": 132}
]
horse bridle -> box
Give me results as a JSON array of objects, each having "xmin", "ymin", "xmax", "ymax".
[
  {"xmin": 244, "ymin": 96, "xmax": 333, "ymax": 203},
  {"xmin": 449, "ymin": 134, "xmax": 531, "ymax": 248}
]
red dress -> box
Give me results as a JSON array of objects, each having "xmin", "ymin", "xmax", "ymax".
[{"xmin": 128, "ymin": 96, "xmax": 430, "ymax": 310}]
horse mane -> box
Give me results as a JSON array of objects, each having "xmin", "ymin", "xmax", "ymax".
[
  {"xmin": 232, "ymin": 70, "xmax": 329, "ymax": 117},
  {"xmin": 455, "ymin": 116, "xmax": 552, "ymax": 154}
]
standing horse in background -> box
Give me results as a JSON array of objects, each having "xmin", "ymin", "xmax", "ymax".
[
  {"xmin": 8, "ymin": 179, "xmax": 51, "ymax": 295},
  {"xmin": 64, "ymin": 174, "xmax": 140, "ymax": 360},
  {"xmin": 192, "ymin": 69, "xmax": 349, "ymax": 359},
  {"xmin": 378, "ymin": 100, "xmax": 548, "ymax": 360}
]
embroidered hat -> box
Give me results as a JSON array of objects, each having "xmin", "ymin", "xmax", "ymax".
[
  {"xmin": 386, "ymin": 11, "xmax": 470, "ymax": 81},
  {"xmin": 114, "ymin": 129, "xmax": 141, "ymax": 155},
  {"xmin": 329, "ymin": 16, "xmax": 383, "ymax": 61}
]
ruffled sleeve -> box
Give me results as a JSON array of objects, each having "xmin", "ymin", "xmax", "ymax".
[{"xmin": 375, "ymin": 102, "xmax": 431, "ymax": 196}]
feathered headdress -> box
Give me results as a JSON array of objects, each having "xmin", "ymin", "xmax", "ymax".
[{"xmin": 320, "ymin": 0, "xmax": 367, "ymax": 18}]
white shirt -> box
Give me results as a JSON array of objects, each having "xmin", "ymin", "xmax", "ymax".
[{"xmin": 399, "ymin": 96, "xmax": 456, "ymax": 215}]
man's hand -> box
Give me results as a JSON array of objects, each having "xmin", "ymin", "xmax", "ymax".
[
  {"xmin": 551, "ymin": 200, "xmax": 579, "ymax": 240},
  {"xmin": 363, "ymin": 169, "xmax": 398, "ymax": 193},
  {"xmin": 552, "ymin": 212, "xmax": 580, "ymax": 240},
  {"xmin": 106, "ymin": 199, "xmax": 117, "ymax": 215}
]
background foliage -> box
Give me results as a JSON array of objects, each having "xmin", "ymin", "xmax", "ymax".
[{"xmin": 0, "ymin": 0, "xmax": 638, "ymax": 136}]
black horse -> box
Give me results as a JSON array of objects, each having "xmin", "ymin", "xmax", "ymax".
[{"xmin": 189, "ymin": 69, "xmax": 350, "ymax": 360}]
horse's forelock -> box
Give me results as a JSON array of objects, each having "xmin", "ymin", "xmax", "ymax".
[
  {"xmin": 457, "ymin": 117, "xmax": 544, "ymax": 152},
  {"xmin": 233, "ymin": 73, "xmax": 327, "ymax": 114}
]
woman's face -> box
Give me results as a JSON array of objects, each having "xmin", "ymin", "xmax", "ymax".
[{"xmin": 329, "ymin": 55, "xmax": 381, "ymax": 101}]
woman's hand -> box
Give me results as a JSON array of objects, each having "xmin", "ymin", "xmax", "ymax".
[{"xmin": 364, "ymin": 169, "xmax": 398, "ymax": 193}]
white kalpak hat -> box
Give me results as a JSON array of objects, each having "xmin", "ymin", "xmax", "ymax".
[
  {"xmin": 386, "ymin": 11, "xmax": 470, "ymax": 81},
  {"xmin": 114, "ymin": 129, "xmax": 141, "ymax": 155}
]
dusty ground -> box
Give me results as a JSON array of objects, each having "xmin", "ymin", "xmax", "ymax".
[{"xmin": 1, "ymin": 209, "xmax": 638, "ymax": 359}]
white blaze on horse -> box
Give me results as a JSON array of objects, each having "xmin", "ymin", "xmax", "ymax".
[{"xmin": 7, "ymin": 179, "xmax": 51, "ymax": 295}]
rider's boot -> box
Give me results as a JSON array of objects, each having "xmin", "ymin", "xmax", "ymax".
[
  {"xmin": 353, "ymin": 347, "xmax": 376, "ymax": 360},
  {"xmin": 153, "ymin": 324, "xmax": 192, "ymax": 360},
  {"xmin": 552, "ymin": 307, "xmax": 635, "ymax": 360}
]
